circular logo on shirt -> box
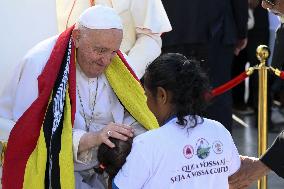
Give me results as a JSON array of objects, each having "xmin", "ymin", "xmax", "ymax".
[
  {"xmin": 196, "ymin": 138, "xmax": 210, "ymax": 159},
  {"xmin": 212, "ymin": 141, "xmax": 223, "ymax": 154},
  {"xmin": 183, "ymin": 145, "xmax": 194, "ymax": 159}
]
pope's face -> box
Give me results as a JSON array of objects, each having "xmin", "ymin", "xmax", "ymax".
[{"xmin": 73, "ymin": 28, "xmax": 123, "ymax": 78}]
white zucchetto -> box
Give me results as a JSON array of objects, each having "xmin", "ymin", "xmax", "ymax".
[{"xmin": 78, "ymin": 5, "xmax": 123, "ymax": 30}]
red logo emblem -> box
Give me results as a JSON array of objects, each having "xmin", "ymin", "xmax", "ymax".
[{"xmin": 183, "ymin": 145, "xmax": 194, "ymax": 159}]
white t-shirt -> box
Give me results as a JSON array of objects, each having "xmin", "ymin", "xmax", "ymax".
[{"xmin": 114, "ymin": 116, "xmax": 240, "ymax": 189}]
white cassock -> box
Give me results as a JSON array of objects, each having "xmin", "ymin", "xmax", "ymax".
[
  {"xmin": 56, "ymin": 0, "xmax": 172, "ymax": 78},
  {"xmin": 0, "ymin": 35, "xmax": 146, "ymax": 188}
]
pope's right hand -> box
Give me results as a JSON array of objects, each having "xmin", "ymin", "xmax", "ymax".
[
  {"xmin": 97, "ymin": 122, "xmax": 134, "ymax": 148},
  {"xmin": 78, "ymin": 122, "xmax": 134, "ymax": 152}
]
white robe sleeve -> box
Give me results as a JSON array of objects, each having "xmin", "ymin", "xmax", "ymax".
[
  {"xmin": 130, "ymin": 0, "xmax": 172, "ymax": 34},
  {"xmin": 227, "ymin": 132, "xmax": 241, "ymax": 176},
  {"xmin": 72, "ymin": 103, "xmax": 93, "ymax": 164},
  {"xmin": 0, "ymin": 36, "xmax": 56, "ymax": 142},
  {"xmin": 72, "ymin": 128, "xmax": 91, "ymax": 164},
  {"xmin": 0, "ymin": 55, "xmax": 45, "ymax": 141},
  {"xmin": 126, "ymin": 0, "xmax": 172, "ymax": 78},
  {"xmin": 0, "ymin": 65, "xmax": 21, "ymax": 141},
  {"xmin": 127, "ymin": 29, "xmax": 162, "ymax": 78},
  {"xmin": 0, "ymin": 55, "xmax": 38, "ymax": 142}
]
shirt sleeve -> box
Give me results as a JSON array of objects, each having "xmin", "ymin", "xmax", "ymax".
[
  {"xmin": 227, "ymin": 131, "xmax": 241, "ymax": 176},
  {"xmin": 260, "ymin": 131, "xmax": 284, "ymax": 178},
  {"xmin": 72, "ymin": 128, "xmax": 91, "ymax": 164},
  {"xmin": 114, "ymin": 137, "xmax": 151, "ymax": 188}
]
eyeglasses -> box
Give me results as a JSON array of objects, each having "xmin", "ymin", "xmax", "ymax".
[{"xmin": 92, "ymin": 46, "xmax": 117, "ymax": 56}]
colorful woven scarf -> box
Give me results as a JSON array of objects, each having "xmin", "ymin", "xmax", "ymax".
[
  {"xmin": 105, "ymin": 51, "xmax": 158, "ymax": 130},
  {"xmin": 2, "ymin": 26, "xmax": 76, "ymax": 189},
  {"xmin": 2, "ymin": 26, "xmax": 158, "ymax": 189}
]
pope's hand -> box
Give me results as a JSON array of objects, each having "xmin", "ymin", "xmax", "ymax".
[
  {"xmin": 78, "ymin": 122, "xmax": 134, "ymax": 152},
  {"xmin": 98, "ymin": 122, "xmax": 134, "ymax": 148}
]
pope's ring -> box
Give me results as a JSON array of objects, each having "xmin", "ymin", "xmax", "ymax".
[{"xmin": 107, "ymin": 130, "xmax": 112, "ymax": 137}]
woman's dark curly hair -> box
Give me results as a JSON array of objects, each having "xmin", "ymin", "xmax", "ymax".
[
  {"xmin": 143, "ymin": 53, "xmax": 210, "ymax": 128},
  {"xmin": 94, "ymin": 138, "xmax": 133, "ymax": 180}
]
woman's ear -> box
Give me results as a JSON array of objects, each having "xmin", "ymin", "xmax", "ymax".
[
  {"xmin": 72, "ymin": 29, "xmax": 80, "ymax": 48},
  {"xmin": 156, "ymin": 86, "xmax": 169, "ymax": 105}
]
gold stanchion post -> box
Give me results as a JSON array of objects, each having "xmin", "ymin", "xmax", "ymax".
[
  {"xmin": 0, "ymin": 141, "xmax": 7, "ymax": 167},
  {"xmin": 256, "ymin": 45, "xmax": 269, "ymax": 189}
]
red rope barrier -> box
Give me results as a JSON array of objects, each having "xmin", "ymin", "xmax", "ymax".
[
  {"xmin": 211, "ymin": 71, "xmax": 249, "ymax": 98},
  {"xmin": 280, "ymin": 71, "xmax": 284, "ymax": 79},
  {"xmin": 208, "ymin": 66, "xmax": 284, "ymax": 98}
]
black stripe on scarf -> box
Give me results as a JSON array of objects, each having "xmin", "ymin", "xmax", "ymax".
[{"xmin": 43, "ymin": 38, "xmax": 72, "ymax": 189}]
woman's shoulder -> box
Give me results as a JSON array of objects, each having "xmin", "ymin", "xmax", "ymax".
[
  {"xmin": 132, "ymin": 124, "xmax": 171, "ymax": 145},
  {"xmin": 199, "ymin": 117, "xmax": 232, "ymax": 138},
  {"xmin": 134, "ymin": 127, "xmax": 161, "ymax": 141}
]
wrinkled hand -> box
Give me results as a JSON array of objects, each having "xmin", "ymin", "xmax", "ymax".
[
  {"xmin": 234, "ymin": 38, "xmax": 248, "ymax": 56},
  {"xmin": 78, "ymin": 123, "xmax": 134, "ymax": 153},
  {"xmin": 262, "ymin": 0, "xmax": 284, "ymax": 15},
  {"xmin": 229, "ymin": 156, "xmax": 270, "ymax": 189},
  {"xmin": 98, "ymin": 122, "xmax": 134, "ymax": 148}
]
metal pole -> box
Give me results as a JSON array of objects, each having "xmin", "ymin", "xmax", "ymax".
[
  {"xmin": 0, "ymin": 141, "xmax": 7, "ymax": 167},
  {"xmin": 256, "ymin": 45, "xmax": 269, "ymax": 189}
]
